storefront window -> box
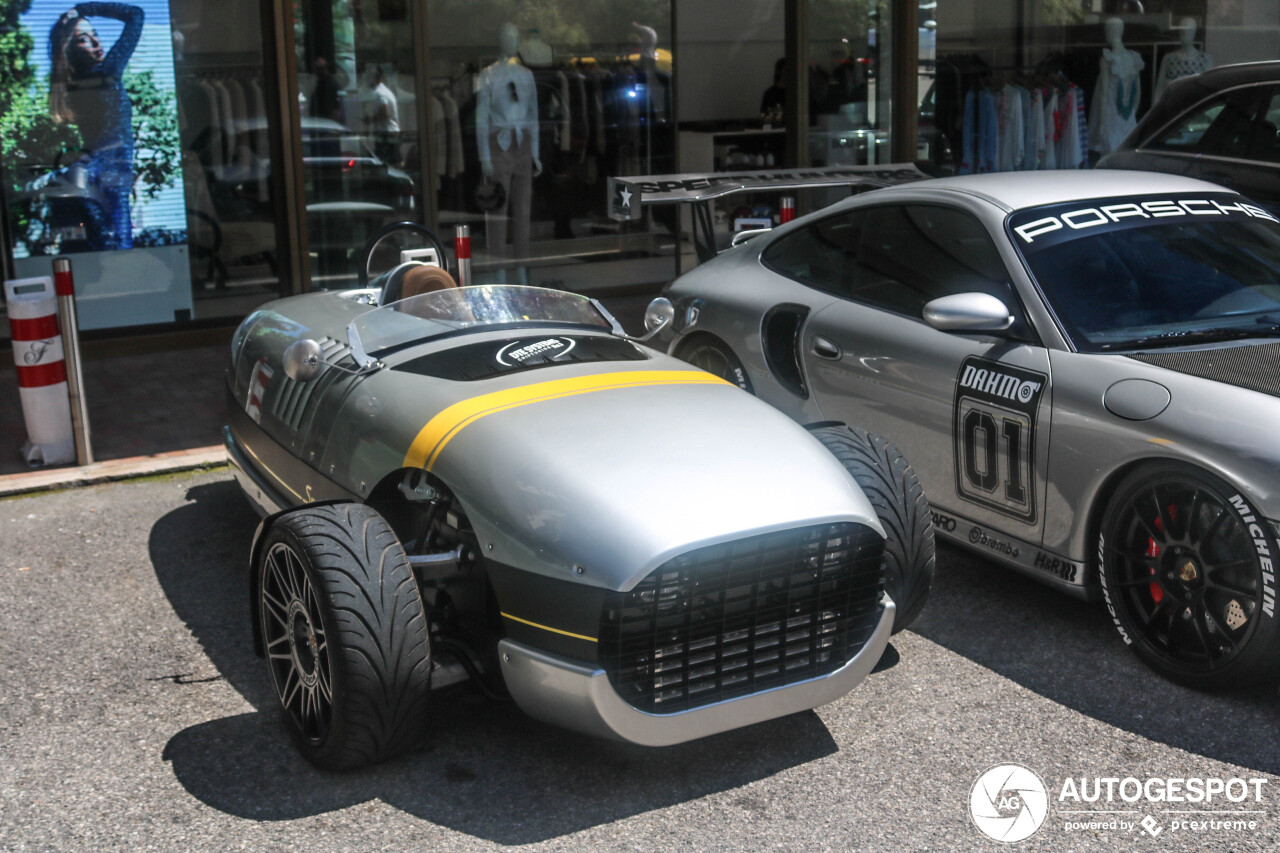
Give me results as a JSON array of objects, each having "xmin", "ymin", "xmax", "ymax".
[
  {"xmin": 808, "ymin": 1, "xmax": 892, "ymax": 168},
  {"xmin": 925, "ymin": 0, "xmax": 1280, "ymax": 175},
  {"xmin": 294, "ymin": 0, "xmax": 422, "ymax": 289},
  {"xmin": 0, "ymin": 0, "xmax": 282, "ymax": 331},
  {"xmin": 427, "ymin": 1, "xmax": 676, "ymax": 291},
  {"xmin": 173, "ymin": 0, "xmax": 282, "ymax": 319}
]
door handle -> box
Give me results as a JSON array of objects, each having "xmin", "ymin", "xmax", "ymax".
[{"xmin": 811, "ymin": 336, "xmax": 842, "ymax": 360}]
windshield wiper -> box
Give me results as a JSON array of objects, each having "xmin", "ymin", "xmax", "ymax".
[{"xmin": 1100, "ymin": 324, "xmax": 1280, "ymax": 351}]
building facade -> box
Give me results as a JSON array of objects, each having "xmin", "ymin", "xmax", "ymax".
[{"xmin": 0, "ymin": 0, "xmax": 1276, "ymax": 341}]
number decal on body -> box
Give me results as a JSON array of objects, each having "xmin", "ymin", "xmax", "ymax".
[{"xmin": 953, "ymin": 357, "xmax": 1047, "ymax": 523}]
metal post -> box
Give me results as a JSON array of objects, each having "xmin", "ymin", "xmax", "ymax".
[
  {"xmin": 52, "ymin": 258, "xmax": 93, "ymax": 465},
  {"xmin": 454, "ymin": 224, "xmax": 472, "ymax": 286}
]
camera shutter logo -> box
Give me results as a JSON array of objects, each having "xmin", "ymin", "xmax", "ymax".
[{"xmin": 970, "ymin": 764, "xmax": 1049, "ymax": 843}]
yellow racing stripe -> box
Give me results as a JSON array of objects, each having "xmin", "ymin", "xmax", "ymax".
[
  {"xmin": 501, "ymin": 612, "xmax": 598, "ymax": 643},
  {"xmin": 403, "ymin": 370, "xmax": 731, "ymax": 470}
]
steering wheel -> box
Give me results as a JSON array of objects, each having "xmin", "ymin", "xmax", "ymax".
[{"xmin": 358, "ymin": 221, "xmax": 452, "ymax": 289}]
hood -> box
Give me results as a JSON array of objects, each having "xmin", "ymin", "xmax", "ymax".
[
  {"xmin": 1127, "ymin": 342, "xmax": 1280, "ymax": 398},
  {"xmin": 426, "ymin": 373, "xmax": 881, "ymax": 592}
]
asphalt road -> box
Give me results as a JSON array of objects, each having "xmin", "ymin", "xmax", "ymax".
[{"xmin": 2, "ymin": 469, "xmax": 1279, "ymax": 852}]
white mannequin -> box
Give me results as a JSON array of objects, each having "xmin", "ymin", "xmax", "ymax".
[
  {"xmin": 475, "ymin": 22, "xmax": 541, "ymax": 279},
  {"xmin": 1155, "ymin": 17, "xmax": 1212, "ymax": 101},
  {"xmin": 1088, "ymin": 17, "xmax": 1145, "ymax": 155}
]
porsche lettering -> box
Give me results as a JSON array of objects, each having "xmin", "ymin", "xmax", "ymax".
[{"xmin": 1014, "ymin": 197, "xmax": 1278, "ymax": 243}]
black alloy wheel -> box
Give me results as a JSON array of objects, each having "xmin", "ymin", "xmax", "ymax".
[
  {"xmin": 257, "ymin": 504, "xmax": 432, "ymax": 769},
  {"xmin": 260, "ymin": 539, "xmax": 333, "ymax": 745},
  {"xmin": 1099, "ymin": 464, "xmax": 1280, "ymax": 689}
]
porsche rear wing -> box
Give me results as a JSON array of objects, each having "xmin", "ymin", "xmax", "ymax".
[{"xmin": 607, "ymin": 163, "xmax": 932, "ymax": 263}]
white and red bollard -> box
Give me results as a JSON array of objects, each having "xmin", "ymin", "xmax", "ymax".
[
  {"xmin": 779, "ymin": 196, "xmax": 796, "ymax": 225},
  {"xmin": 454, "ymin": 224, "xmax": 472, "ymax": 286},
  {"xmin": 5, "ymin": 275, "xmax": 75, "ymax": 466}
]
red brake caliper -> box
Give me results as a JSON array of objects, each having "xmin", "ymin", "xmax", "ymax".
[{"xmin": 1146, "ymin": 505, "xmax": 1178, "ymax": 603}]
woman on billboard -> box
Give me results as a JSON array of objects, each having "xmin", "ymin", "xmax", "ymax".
[{"xmin": 47, "ymin": 3, "xmax": 144, "ymax": 251}]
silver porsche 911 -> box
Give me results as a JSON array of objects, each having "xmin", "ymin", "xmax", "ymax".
[{"xmin": 664, "ymin": 170, "xmax": 1280, "ymax": 689}]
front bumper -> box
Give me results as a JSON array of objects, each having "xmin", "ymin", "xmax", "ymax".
[{"xmin": 498, "ymin": 593, "xmax": 895, "ymax": 746}]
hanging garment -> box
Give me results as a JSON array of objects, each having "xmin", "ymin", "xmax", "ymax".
[
  {"xmin": 960, "ymin": 89, "xmax": 976, "ymax": 174},
  {"xmin": 1088, "ymin": 47, "xmax": 1145, "ymax": 155},
  {"xmin": 438, "ymin": 90, "xmax": 464, "ymax": 178},
  {"xmin": 1042, "ymin": 90, "xmax": 1058, "ymax": 170},
  {"xmin": 997, "ymin": 84, "xmax": 1024, "ymax": 172},
  {"xmin": 978, "ymin": 88, "xmax": 999, "ymax": 173},
  {"xmin": 1017, "ymin": 86, "xmax": 1035, "ymax": 170},
  {"xmin": 1028, "ymin": 88, "xmax": 1045, "ymax": 170},
  {"xmin": 1058, "ymin": 86, "xmax": 1082, "ymax": 169}
]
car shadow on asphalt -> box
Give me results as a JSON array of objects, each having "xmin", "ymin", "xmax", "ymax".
[
  {"xmin": 149, "ymin": 480, "xmax": 842, "ymax": 844},
  {"xmin": 912, "ymin": 543, "xmax": 1280, "ymax": 775}
]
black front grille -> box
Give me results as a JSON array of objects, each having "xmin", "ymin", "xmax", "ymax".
[{"xmin": 599, "ymin": 522, "xmax": 884, "ymax": 714}]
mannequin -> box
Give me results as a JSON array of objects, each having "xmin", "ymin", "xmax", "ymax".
[
  {"xmin": 1155, "ymin": 17, "xmax": 1212, "ymax": 101},
  {"xmin": 1088, "ymin": 17, "xmax": 1145, "ymax": 156},
  {"xmin": 475, "ymin": 22, "xmax": 541, "ymax": 280}
]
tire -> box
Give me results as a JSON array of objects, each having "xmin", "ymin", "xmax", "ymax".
[
  {"xmin": 1098, "ymin": 463, "xmax": 1280, "ymax": 689},
  {"xmin": 680, "ymin": 337, "xmax": 753, "ymax": 393},
  {"xmin": 257, "ymin": 503, "xmax": 432, "ymax": 769},
  {"xmin": 812, "ymin": 425, "xmax": 935, "ymax": 632}
]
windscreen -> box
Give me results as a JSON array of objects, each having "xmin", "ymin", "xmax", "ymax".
[
  {"xmin": 1007, "ymin": 194, "xmax": 1280, "ymax": 352},
  {"xmin": 351, "ymin": 285, "xmax": 615, "ymax": 355}
]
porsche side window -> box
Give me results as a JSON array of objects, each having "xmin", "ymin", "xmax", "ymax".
[
  {"xmin": 1256, "ymin": 87, "xmax": 1280, "ymax": 164},
  {"xmin": 849, "ymin": 205, "xmax": 1016, "ymax": 318},
  {"xmin": 1152, "ymin": 86, "xmax": 1267, "ymax": 156},
  {"xmin": 761, "ymin": 210, "xmax": 866, "ymax": 297}
]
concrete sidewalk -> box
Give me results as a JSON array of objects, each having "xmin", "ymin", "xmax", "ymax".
[{"xmin": 0, "ymin": 341, "xmax": 232, "ymax": 496}]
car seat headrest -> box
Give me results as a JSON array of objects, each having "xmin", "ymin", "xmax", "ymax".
[{"xmin": 379, "ymin": 261, "xmax": 458, "ymax": 305}]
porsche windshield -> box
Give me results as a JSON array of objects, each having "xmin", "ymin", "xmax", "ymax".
[
  {"xmin": 351, "ymin": 285, "xmax": 614, "ymax": 354},
  {"xmin": 1008, "ymin": 194, "xmax": 1280, "ymax": 352}
]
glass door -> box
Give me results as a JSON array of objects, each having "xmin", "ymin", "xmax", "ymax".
[{"xmin": 292, "ymin": 0, "xmax": 422, "ymax": 288}]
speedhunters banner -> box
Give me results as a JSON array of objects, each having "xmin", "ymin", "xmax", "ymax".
[{"xmin": 2, "ymin": 0, "xmax": 192, "ymax": 329}]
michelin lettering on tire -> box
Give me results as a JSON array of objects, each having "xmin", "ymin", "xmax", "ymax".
[
  {"xmin": 1229, "ymin": 494, "xmax": 1277, "ymax": 619},
  {"xmin": 1098, "ymin": 532, "xmax": 1133, "ymax": 645}
]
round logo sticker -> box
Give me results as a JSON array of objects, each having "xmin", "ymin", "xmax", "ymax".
[{"xmin": 969, "ymin": 764, "xmax": 1049, "ymax": 843}]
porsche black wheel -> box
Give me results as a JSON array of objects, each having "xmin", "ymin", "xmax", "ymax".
[
  {"xmin": 1099, "ymin": 464, "xmax": 1280, "ymax": 689},
  {"xmin": 812, "ymin": 425, "xmax": 935, "ymax": 632},
  {"xmin": 258, "ymin": 504, "xmax": 431, "ymax": 769},
  {"xmin": 681, "ymin": 337, "xmax": 753, "ymax": 393}
]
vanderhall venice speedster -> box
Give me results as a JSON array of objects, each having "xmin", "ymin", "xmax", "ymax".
[
  {"xmin": 665, "ymin": 170, "xmax": 1280, "ymax": 689},
  {"xmin": 223, "ymin": 226, "xmax": 933, "ymax": 769}
]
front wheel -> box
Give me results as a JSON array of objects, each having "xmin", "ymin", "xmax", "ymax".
[
  {"xmin": 257, "ymin": 504, "xmax": 432, "ymax": 769},
  {"xmin": 811, "ymin": 425, "xmax": 935, "ymax": 632},
  {"xmin": 1098, "ymin": 464, "xmax": 1280, "ymax": 689}
]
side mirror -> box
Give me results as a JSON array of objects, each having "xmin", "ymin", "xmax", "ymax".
[
  {"xmin": 283, "ymin": 339, "xmax": 325, "ymax": 382},
  {"xmin": 643, "ymin": 297, "xmax": 675, "ymax": 334},
  {"xmin": 619, "ymin": 297, "xmax": 675, "ymax": 344},
  {"xmin": 923, "ymin": 293, "xmax": 1014, "ymax": 332}
]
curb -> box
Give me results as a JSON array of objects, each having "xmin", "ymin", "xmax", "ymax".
[{"xmin": 0, "ymin": 446, "xmax": 228, "ymax": 499}]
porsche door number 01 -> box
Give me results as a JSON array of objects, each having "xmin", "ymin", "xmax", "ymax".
[{"xmin": 953, "ymin": 357, "xmax": 1046, "ymax": 524}]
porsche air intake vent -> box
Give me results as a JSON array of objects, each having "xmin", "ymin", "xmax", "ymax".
[{"xmin": 599, "ymin": 522, "xmax": 884, "ymax": 714}]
